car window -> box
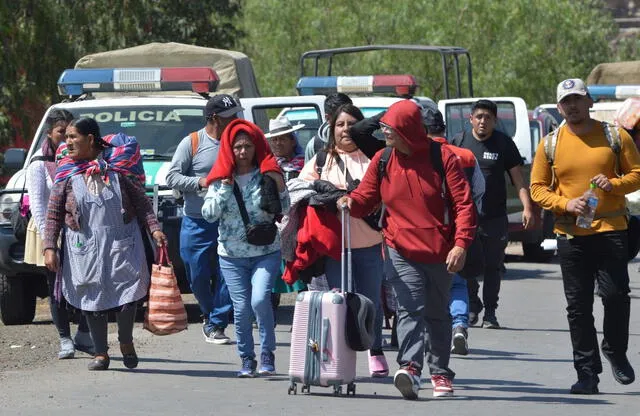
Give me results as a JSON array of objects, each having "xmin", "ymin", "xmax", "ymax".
[
  {"xmin": 545, "ymin": 107, "xmax": 564, "ymax": 124},
  {"xmin": 37, "ymin": 106, "xmax": 205, "ymax": 160},
  {"xmin": 530, "ymin": 120, "xmax": 541, "ymax": 149}
]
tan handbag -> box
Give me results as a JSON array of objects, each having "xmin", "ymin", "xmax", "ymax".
[{"xmin": 143, "ymin": 245, "xmax": 188, "ymax": 335}]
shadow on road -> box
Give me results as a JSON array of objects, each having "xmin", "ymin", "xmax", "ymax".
[
  {"xmin": 502, "ymin": 267, "xmax": 559, "ymax": 281},
  {"xmin": 454, "ymin": 378, "xmax": 612, "ymax": 404},
  {"xmin": 110, "ymin": 367, "xmax": 239, "ymax": 378}
]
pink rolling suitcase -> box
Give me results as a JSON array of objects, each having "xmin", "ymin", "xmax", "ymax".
[{"xmin": 288, "ymin": 206, "xmax": 357, "ymax": 396}]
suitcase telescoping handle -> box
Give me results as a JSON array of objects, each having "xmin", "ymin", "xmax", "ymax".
[{"xmin": 340, "ymin": 204, "xmax": 353, "ymax": 293}]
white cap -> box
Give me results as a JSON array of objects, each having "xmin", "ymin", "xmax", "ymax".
[{"xmin": 557, "ymin": 78, "xmax": 588, "ymax": 103}]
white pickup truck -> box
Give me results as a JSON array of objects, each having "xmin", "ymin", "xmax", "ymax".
[{"xmin": 0, "ymin": 62, "xmax": 325, "ymax": 325}]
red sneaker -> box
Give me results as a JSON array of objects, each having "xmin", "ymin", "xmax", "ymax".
[{"xmin": 431, "ymin": 375, "xmax": 454, "ymax": 397}]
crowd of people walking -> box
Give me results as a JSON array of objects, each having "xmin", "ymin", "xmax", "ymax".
[{"xmin": 22, "ymin": 80, "xmax": 639, "ymax": 399}]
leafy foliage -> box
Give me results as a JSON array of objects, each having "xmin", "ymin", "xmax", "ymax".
[
  {"xmin": 0, "ymin": 0, "xmax": 242, "ymax": 147},
  {"xmin": 238, "ymin": 0, "xmax": 617, "ymax": 106}
]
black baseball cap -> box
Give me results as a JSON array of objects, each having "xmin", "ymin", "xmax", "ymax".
[
  {"xmin": 422, "ymin": 108, "xmax": 446, "ymax": 131},
  {"xmin": 205, "ymin": 94, "xmax": 244, "ymax": 119}
]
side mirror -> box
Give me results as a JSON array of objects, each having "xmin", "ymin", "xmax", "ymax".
[{"xmin": 3, "ymin": 148, "xmax": 27, "ymax": 170}]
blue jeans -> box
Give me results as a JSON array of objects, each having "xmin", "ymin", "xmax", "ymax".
[
  {"xmin": 219, "ymin": 251, "xmax": 281, "ymax": 360},
  {"xmin": 180, "ymin": 216, "xmax": 232, "ymax": 332},
  {"xmin": 449, "ymin": 274, "xmax": 469, "ymax": 329},
  {"xmin": 325, "ymin": 243, "xmax": 384, "ymax": 351}
]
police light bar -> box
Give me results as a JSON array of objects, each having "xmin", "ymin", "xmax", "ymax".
[
  {"xmin": 296, "ymin": 75, "xmax": 418, "ymax": 96},
  {"xmin": 588, "ymin": 85, "xmax": 640, "ymax": 101},
  {"xmin": 57, "ymin": 67, "xmax": 219, "ymax": 96}
]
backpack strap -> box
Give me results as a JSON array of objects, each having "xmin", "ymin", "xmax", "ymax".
[
  {"xmin": 602, "ymin": 121, "xmax": 622, "ymax": 178},
  {"xmin": 543, "ymin": 126, "xmax": 562, "ymax": 191},
  {"xmin": 377, "ymin": 147, "xmax": 393, "ymax": 182},
  {"xmin": 313, "ymin": 136, "xmax": 324, "ymax": 153},
  {"xmin": 315, "ymin": 149, "xmax": 327, "ymax": 177},
  {"xmin": 315, "ymin": 150, "xmax": 355, "ymax": 186},
  {"xmin": 430, "ymin": 141, "xmax": 449, "ymax": 226},
  {"xmin": 190, "ymin": 131, "xmax": 200, "ymax": 157},
  {"xmin": 376, "ymin": 147, "xmax": 394, "ymax": 229}
]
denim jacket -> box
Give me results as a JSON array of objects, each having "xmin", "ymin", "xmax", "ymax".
[{"xmin": 202, "ymin": 169, "xmax": 290, "ymax": 258}]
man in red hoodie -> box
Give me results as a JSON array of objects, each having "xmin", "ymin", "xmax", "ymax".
[{"xmin": 338, "ymin": 100, "xmax": 477, "ymax": 400}]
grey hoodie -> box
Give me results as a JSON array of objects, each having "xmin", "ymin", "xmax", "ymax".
[{"xmin": 304, "ymin": 121, "xmax": 330, "ymax": 163}]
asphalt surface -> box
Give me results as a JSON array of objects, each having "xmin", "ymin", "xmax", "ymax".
[{"xmin": 1, "ymin": 253, "xmax": 639, "ymax": 415}]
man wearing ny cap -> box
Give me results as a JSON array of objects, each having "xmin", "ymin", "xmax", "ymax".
[
  {"xmin": 166, "ymin": 93, "xmax": 243, "ymax": 345},
  {"xmin": 531, "ymin": 78, "xmax": 640, "ymax": 394}
]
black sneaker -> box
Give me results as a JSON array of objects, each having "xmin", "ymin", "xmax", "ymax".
[
  {"xmin": 451, "ymin": 326, "xmax": 469, "ymax": 355},
  {"xmin": 259, "ymin": 351, "xmax": 276, "ymax": 376},
  {"xmin": 238, "ymin": 356, "xmax": 258, "ymax": 378},
  {"xmin": 604, "ymin": 353, "xmax": 635, "ymax": 385},
  {"xmin": 570, "ymin": 375, "xmax": 599, "ymax": 394},
  {"xmin": 482, "ymin": 313, "xmax": 500, "ymax": 329},
  {"xmin": 203, "ymin": 325, "xmax": 231, "ymax": 345},
  {"xmin": 468, "ymin": 312, "xmax": 479, "ymax": 327}
]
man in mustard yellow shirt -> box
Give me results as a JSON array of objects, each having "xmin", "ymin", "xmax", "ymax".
[{"xmin": 530, "ymin": 78, "xmax": 640, "ymax": 394}]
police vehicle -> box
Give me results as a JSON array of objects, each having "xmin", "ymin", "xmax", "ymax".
[{"xmin": 0, "ymin": 65, "xmax": 325, "ymax": 324}]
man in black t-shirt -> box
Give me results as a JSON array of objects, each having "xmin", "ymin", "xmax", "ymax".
[{"xmin": 451, "ymin": 99, "xmax": 535, "ymax": 329}]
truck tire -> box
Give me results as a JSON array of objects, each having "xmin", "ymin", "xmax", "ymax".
[{"xmin": 0, "ymin": 274, "xmax": 36, "ymax": 325}]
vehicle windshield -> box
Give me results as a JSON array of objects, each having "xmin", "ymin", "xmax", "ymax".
[
  {"xmin": 445, "ymin": 102, "xmax": 517, "ymax": 139},
  {"xmin": 37, "ymin": 106, "xmax": 205, "ymax": 160}
]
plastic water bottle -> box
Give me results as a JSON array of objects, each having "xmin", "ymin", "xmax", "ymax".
[{"xmin": 576, "ymin": 182, "xmax": 598, "ymax": 229}]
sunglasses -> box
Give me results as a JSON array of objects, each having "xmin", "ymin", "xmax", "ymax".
[{"xmin": 379, "ymin": 122, "xmax": 395, "ymax": 132}]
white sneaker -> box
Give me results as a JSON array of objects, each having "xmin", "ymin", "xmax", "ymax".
[
  {"xmin": 394, "ymin": 369, "xmax": 420, "ymax": 400},
  {"xmin": 58, "ymin": 337, "xmax": 75, "ymax": 359}
]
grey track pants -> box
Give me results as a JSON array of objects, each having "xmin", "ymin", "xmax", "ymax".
[{"xmin": 386, "ymin": 247, "xmax": 455, "ymax": 379}]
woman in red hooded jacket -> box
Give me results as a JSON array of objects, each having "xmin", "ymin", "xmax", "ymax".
[
  {"xmin": 339, "ymin": 100, "xmax": 477, "ymax": 400},
  {"xmin": 201, "ymin": 119, "xmax": 289, "ymax": 378}
]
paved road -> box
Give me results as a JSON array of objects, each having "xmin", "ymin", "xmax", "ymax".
[{"xmin": 1, "ymin": 256, "xmax": 639, "ymax": 415}]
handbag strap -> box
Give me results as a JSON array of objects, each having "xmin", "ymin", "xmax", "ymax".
[
  {"xmin": 233, "ymin": 183, "xmax": 251, "ymax": 227},
  {"xmin": 334, "ymin": 154, "xmax": 355, "ymax": 187},
  {"xmin": 156, "ymin": 245, "xmax": 171, "ymax": 266}
]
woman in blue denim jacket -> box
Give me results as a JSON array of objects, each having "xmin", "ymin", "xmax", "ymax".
[{"xmin": 202, "ymin": 119, "xmax": 289, "ymax": 377}]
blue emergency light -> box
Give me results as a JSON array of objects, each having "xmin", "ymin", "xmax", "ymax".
[
  {"xmin": 588, "ymin": 85, "xmax": 640, "ymax": 101},
  {"xmin": 296, "ymin": 75, "xmax": 418, "ymax": 97},
  {"xmin": 57, "ymin": 67, "xmax": 219, "ymax": 96}
]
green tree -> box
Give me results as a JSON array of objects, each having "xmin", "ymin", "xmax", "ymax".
[
  {"xmin": 0, "ymin": 0, "xmax": 243, "ymax": 148},
  {"xmin": 238, "ymin": 0, "xmax": 617, "ymax": 106}
]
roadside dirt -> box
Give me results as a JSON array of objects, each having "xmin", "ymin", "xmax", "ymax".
[{"xmin": 0, "ymin": 292, "xmax": 298, "ymax": 375}]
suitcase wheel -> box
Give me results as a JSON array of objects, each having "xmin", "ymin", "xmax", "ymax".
[
  {"xmin": 301, "ymin": 384, "xmax": 310, "ymax": 394},
  {"xmin": 288, "ymin": 382, "xmax": 297, "ymax": 395},
  {"xmin": 333, "ymin": 385, "xmax": 343, "ymax": 396},
  {"xmin": 346, "ymin": 382, "xmax": 356, "ymax": 396}
]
